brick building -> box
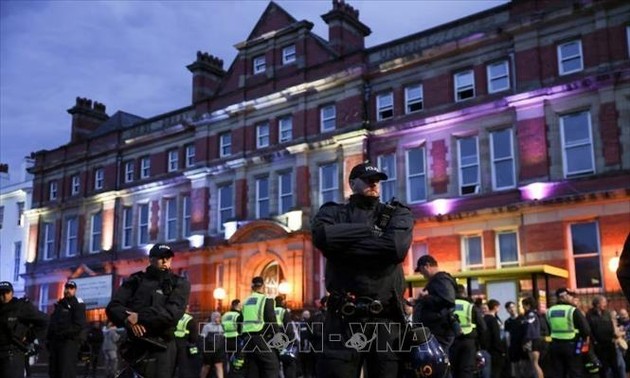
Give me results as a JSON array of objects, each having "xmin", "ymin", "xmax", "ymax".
[{"xmin": 24, "ymin": 0, "xmax": 630, "ymax": 319}]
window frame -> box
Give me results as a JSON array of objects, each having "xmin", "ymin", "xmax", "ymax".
[
  {"xmin": 256, "ymin": 122, "xmax": 270, "ymax": 148},
  {"xmin": 496, "ymin": 230, "xmax": 519, "ymax": 267},
  {"xmin": 487, "ymin": 60, "xmax": 510, "ymax": 93},
  {"xmin": 140, "ymin": 157, "xmax": 151, "ymax": 179},
  {"xmin": 16, "ymin": 202, "xmax": 24, "ymax": 227},
  {"xmin": 138, "ymin": 203, "xmax": 149, "ymax": 246},
  {"xmin": 278, "ymin": 171, "xmax": 293, "ymax": 214},
  {"xmin": 218, "ymin": 183, "xmax": 234, "ymax": 232},
  {"xmin": 220, "ymin": 132, "xmax": 232, "ymax": 157},
  {"xmin": 570, "ymin": 221, "xmax": 602, "ymax": 289},
  {"xmin": 124, "ymin": 161, "xmax": 134, "ymax": 183},
  {"xmin": 457, "ymin": 136, "xmax": 480, "ymax": 195},
  {"xmin": 406, "ymin": 146, "xmax": 427, "ymax": 204},
  {"xmin": 320, "ymin": 104, "xmax": 336, "ymax": 132},
  {"xmin": 253, "ymin": 55, "xmax": 266, "ymax": 74},
  {"xmin": 122, "ymin": 206, "xmax": 133, "ymax": 249},
  {"xmin": 65, "ymin": 216, "xmax": 78, "ymax": 257},
  {"xmin": 13, "ymin": 241, "xmax": 21, "ymax": 282},
  {"xmin": 165, "ymin": 197, "xmax": 177, "ymax": 241},
  {"xmin": 185, "ymin": 144, "xmax": 195, "ymax": 167},
  {"xmin": 38, "ymin": 284, "xmax": 49, "ymax": 312},
  {"xmin": 376, "ymin": 91, "xmax": 394, "ymax": 121},
  {"xmin": 454, "ymin": 70, "xmax": 475, "ymax": 102},
  {"xmin": 94, "ymin": 168, "xmax": 104, "ymax": 190},
  {"xmin": 49, "ymin": 181, "xmax": 57, "ymax": 201},
  {"xmin": 279, "ymin": 116, "xmax": 293, "ymax": 143},
  {"xmin": 377, "ymin": 154, "xmax": 397, "ymax": 202},
  {"xmin": 182, "ymin": 195, "xmax": 191, "ymax": 238},
  {"xmin": 560, "ymin": 111, "xmax": 595, "ymax": 177},
  {"xmin": 461, "ymin": 234, "xmax": 484, "ymax": 269},
  {"xmin": 319, "ymin": 163, "xmax": 339, "ymax": 206},
  {"xmin": 256, "ymin": 177, "xmax": 270, "ymax": 219},
  {"xmin": 282, "ymin": 45, "xmax": 296, "ymax": 65},
  {"xmin": 90, "ymin": 211, "xmax": 102, "ymax": 253},
  {"xmin": 404, "ymin": 84, "xmax": 424, "ymax": 114},
  {"xmin": 490, "ymin": 128, "xmax": 516, "ymax": 190},
  {"xmin": 557, "ymin": 39, "xmax": 584, "ymax": 76},
  {"xmin": 71, "ymin": 175, "xmax": 80, "ymax": 196},
  {"xmin": 167, "ymin": 149, "xmax": 178, "ymax": 172},
  {"xmin": 43, "ymin": 222, "xmax": 55, "ymax": 261}
]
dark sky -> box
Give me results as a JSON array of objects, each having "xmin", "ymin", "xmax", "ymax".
[{"xmin": 0, "ymin": 0, "xmax": 507, "ymax": 185}]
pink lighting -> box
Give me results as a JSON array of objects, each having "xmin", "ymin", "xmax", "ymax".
[
  {"xmin": 519, "ymin": 182, "xmax": 555, "ymax": 201},
  {"xmin": 430, "ymin": 198, "xmax": 455, "ymax": 216}
]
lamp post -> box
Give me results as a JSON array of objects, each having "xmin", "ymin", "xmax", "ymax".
[{"xmin": 213, "ymin": 287, "xmax": 226, "ymax": 312}]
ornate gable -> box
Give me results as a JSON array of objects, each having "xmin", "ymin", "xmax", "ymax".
[
  {"xmin": 228, "ymin": 220, "xmax": 290, "ymax": 244},
  {"xmin": 247, "ymin": 2, "xmax": 298, "ymax": 41}
]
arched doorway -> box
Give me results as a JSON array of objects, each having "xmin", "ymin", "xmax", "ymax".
[{"xmin": 261, "ymin": 261, "xmax": 285, "ymax": 298}]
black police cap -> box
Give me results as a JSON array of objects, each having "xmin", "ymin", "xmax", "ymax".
[{"xmin": 349, "ymin": 163, "xmax": 388, "ymax": 181}]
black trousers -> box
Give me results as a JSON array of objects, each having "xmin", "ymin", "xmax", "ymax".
[
  {"xmin": 242, "ymin": 334, "xmax": 279, "ymax": 378},
  {"xmin": 449, "ymin": 336, "xmax": 476, "ymax": 378},
  {"xmin": 120, "ymin": 338, "xmax": 177, "ymax": 378},
  {"xmin": 548, "ymin": 340, "xmax": 584, "ymax": 378},
  {"xmin": 594, "ymin": 342, "xmax": 623, "ymax": 378},
  {"xmin": 0, "ymin": 349, "xmax": 25, "ymax": 378},
  {"xmin": 49, "ymin": 339, "xmax": 80, "ymax": 378},
  {"xmin": 175, "ymin": 338, "xmax": 200, "ymax": 378}
]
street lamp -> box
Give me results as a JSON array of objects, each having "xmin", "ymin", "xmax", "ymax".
[{"xmin": 213, "ymin": 287, "xmax": 226, "ymax": 312}]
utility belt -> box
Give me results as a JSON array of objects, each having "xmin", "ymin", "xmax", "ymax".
[{"xmin": 329, "ymin": 292, "xmax": 388, "ymax": 318}]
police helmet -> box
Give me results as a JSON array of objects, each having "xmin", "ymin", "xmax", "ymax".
[{"xmin": 408, "ymin": 332, "xmax": 450, "ymax": 378}]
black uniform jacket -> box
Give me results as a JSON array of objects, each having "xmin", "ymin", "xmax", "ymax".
[
  {"xmin": 47, "ymin": 296, "xmax": 86, "ymax": 342},
  {"xmin": 413, "ymin": 271, "xmax": 456, "ymax": 335},
  {"xmin": 0, "ymin": 297, "xmax": 48, "ymax": 349},
  {"xmin": 617, "ymin": 232, "xmax": 630, "ymax": 303},
  {"xmin": 311, "ymin": 194, "xmax": 413, "ymax": 300}
]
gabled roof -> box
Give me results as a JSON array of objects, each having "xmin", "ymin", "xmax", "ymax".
[
  {"xmin": 246, "ymin": 1, "xmax": 298, "ymax": 41},
  {"xmin": 91, "ymin": 110, "xmax": 145, "ymax": 138}
]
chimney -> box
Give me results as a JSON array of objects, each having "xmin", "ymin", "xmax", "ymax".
[
  {"xmin": 67, "ymin": 97, "xmax": 109, "ymax": 143},
  {"xmin": 187, "ymin": 51, "xmax": 226, "ymax": 103},
  {"xmin": 321, "ymin": 0, "xmax": 371, "ymax": 56},
  {"xmin": 21, "ymin": 157, "xmax": 34, "ymax": 182}
]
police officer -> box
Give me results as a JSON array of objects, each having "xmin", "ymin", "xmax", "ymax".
[
  {"xmin": 106, "ymin": 243, "xmax": 191, "ymax": 378},
  {"xmin": 174, "ymin": 308, "xmax": 200, "ymax": 378},
  {"xmin": 241, "ymin": 276, "xmax": 279, "ymax": 378},
  {"xmin": 547, "ymin": 288, "xmax": 591, "ymax": 378},
  {"xmin": 0, "ymin": 281, "xmax": 48, "ymax": 378},
  {"xmin": 413, "ymin": 254, "xmax": 458, "ymax": 352},
  {"xmin": 222, "ymin": 299, "xmax": 243, "ymax": 375},
  {"xmin": 275, "ymin": 295, "xmax": 297, "ymax": 378},
  {"xmin": 47, "ymin": 280, "xmax": 87, "ymax": 378},
  {"xmin": 450, "ymin": 284, "xmax": 487, "ymax": 378},
  {"xmin": 311, "ymin": 162, "xmax": 414, "ymax": 378}
]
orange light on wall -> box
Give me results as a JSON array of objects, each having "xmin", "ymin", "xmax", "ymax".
[
  {"xmin": 278, "ymin": 281, "xmax": 291, "ymax": 295},
  {"xmin": 102, "ymin": 207, "xmax": 115, "ymax": 251}
]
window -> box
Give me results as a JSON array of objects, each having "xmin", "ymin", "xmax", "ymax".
[
  {"xmin": 319, "ymin": 163, "xmax": 339, "ymax": 205},
  {"xmin": 321, "ymin": 105, "xmax": 336, "ymax": 132},
  {"xmin": 497, "ymin": 231, "xmax": 519, "ymax": 267},
  {"xmin": 218, "ymin": 184, "xmax": 234, "ymax": 231},
  {"xmin": 406, "ymin": 147, "xmax": 427, "ymax": 203},
  {"xmin": 455, "ymin": 70, "xmax": 475, "ymax": 101},
  {"xmin": 66, "ymin": 217, "xmax": 78, "ymax": 257},
  {"xmin": 256, "ymin": 123, "xmax": 270, "ymax": 148},
  {"xmin": 487, "ymin": 60, "xmax": 510, "ymax": 93},
  {"xmin": 560, "ymin": 111, "xmax": 594, "ymax": 177},
  {"xmin": 138, "ymin": 204, "xmax": 149, "ymax": 245},
  {"xmin": 90, "ymin": 212, "xmax": 102, "ymax": 253},
  {"xmin": 378, "ymin": 154, "xmax": 396, "ymax": 202},
  {"xmin": 38, "ymin": 284, "xmax": 48, "ymax": 312},
  {"xmin": 220, "ymin": 132, "xmax": 231, "ymax": 157},
  {"xmin": 405, "ymin": 84, "xmax": 423, "ymax": 113},
  {"xmin": 49, "ymin": 181, "xmax": 57, "ymax": 200},
  {"xmin": 256, "ymin": 177, "xmax": 270, "ymax": 218},
  {"xmin": 43, "ymin": 222, "xmax": 55, "ymax": 260},
  {"xmin": 185, "ymin": 144, "xmax": 195, "ymax": 167},
  {"xmin": 282, "ymin": 45, "xmax": 296, "ymax": 65},
  {"xmin": 182, "ymin": 195, "xmax": 191, "ymax": 237},
  {"xmin": 94, "ymin": 168, "xmax": 104, "ymax": 190},
  {"xmin": 558, "ymin": 40, "xmax": 583, "ymax": 75},
  {"xmin": 140, "ymin": 157, "xmax": 150, "ymax": 179},
  {"xmin": 490, "ymin": 129, "xmax": 515, "ymax": 190},
  {"xmin": 463, "ymin": 235, "xmax": 483, "ymax": 268},
  {"xmin": 165, "ymin": 198, "xmax": 177, "ymax": 241},
  {"xmin": 278, "ymin": 172, "xmax": 293, "ymax": 214},
  {"xmin": 570, "ymin": 221, "xmax": 602, "ymax": 288},
  {"xmin": 168, "ymin": 149, "xmax": 178, "ymax": 172},
  {"xmin": 16, "ymin": 202, "xmax": 24, "ymax": 226},
  {"xmin": 122, "ymin": 207, "xmax": 132, "ymax": 248},
  {"xmin": 71, "ymin": 175, "xmax": 80, "ymax": 195},
  {"xmin": 253, "ymin": 55, "xmax": 266, "ymax": 74},
  {"xmin": 124, "ymin": 161, "xmax": 134, "ymax": 183},
  {"xmin": 279, "ymin": 116, "xmax": 292, "ymax": 143},
  {"xmin": 458, "ymin": 136, "xmax": 480, "ymax": 195},
  {"xmin": 13, "ymin": 242, "xmax": 21, "ymax": 282},
  {"xmin": 0, "ymin": 206, "xmax": 3, "ymax": 229},
  {"xmin": 377, "ymin": 92, "xmax": 394, "ymax": 121}
]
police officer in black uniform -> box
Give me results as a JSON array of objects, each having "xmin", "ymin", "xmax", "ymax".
[
  {"xmin": 47, "ymin": 280, "xmax": 87, "ymax": 378},
  {"xmin": 106, "ymin": 243, "xmax": 191, "ymax": 378},
  {"xmin": 449, "ymin": 284, "xmax": 487, "ymax": 378},
  {"xmin": 311, "ymin": 162, "xmax": 414, "ymax": 378},
  {"xmin": 0, "ymin": 281, "xmax": 48, "ymax": 378}
]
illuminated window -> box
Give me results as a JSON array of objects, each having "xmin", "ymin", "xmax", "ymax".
[
  {"xmin": 560, "ymin": 111, "xmax": 594, "ymax": 177},
  {"xmin": 256, "ymin": 177, "xmax": 269, "ymax": 219},
  {"xmin": 122, "ymin": 207, "xmax": 132, "ymax": 248},
  {"xmin": 279, "ymin": 116, "xmax": 292, "ymax": 143},
  {"xmin": 558, "ymin": 40, "xmax": 583, "ymax": 75},
  {"xmin": 140, "ymin": 157, "xmax": 151, "ymax": 179},
  {"xmin": 138, "ymin": 204, "xmax": 149, "ymax": 245},
  {"xmin": 220, "ymin": 132, "xmax": 231, "ymax": 157},
  {"xmin": 454, "ymin": 70, "xmax": 475, "ymax": 101},
  {"xmin": 185, "ymin": 144, "xmax": 195, "ymax": 167},
  {"xmin": 257, "ymin": 122, "xmax": 269, "ymax": 148},
  {"xmin": 218, "ymin": 183, "xmax": 234, "ymax": 231},
  {"xmin": 406, "ymin": 147, "xmax": 426, "ymax": 203},
  {"xmin": 319, "ymin": 163, "xmax": 339, "ymax": 205},
  {"xmin": 377, "ymin": 92, "xmax": 393, "ymax": 121},
  {"xmin": 487, "ymin": 60, "xmax": 510, "ymax": 93},
  {"xmin": 458, "ymin": 136, "xmax": 480, "ymax": 195},
  {"xmin": 405, "ymin": 84, "xmax": 423, "ymax": 113},
  {"xmin": 490, "ymin": 129, "xmax": 515, "ymax": 190},
  {"xmin": 43, "ymin": 222, "xmax": 55, "ymax": 260},
  {"xmin": 497, "ymin": 231, "xmax": 519, "ymax": 267},
  {"xmin": 90, "ymin": 212, "xmax": 102, "ymax": 253},
  {"xmin": 168, "ymin": 149, "xmax": 178, "ymax": 172},
  {"xmin": 278, "ymin": 172, "xmax": 293, "ymax": 214},
  {"xmin": 49, "ymin": 181, "xmax": 57, "ymax": 200},
  {"xmin": 94, "ymin": 168, "xmax": 104, "ymax": 190},
  {"xmin": 570, "ymin": 222, "xmax": 602, "ymax": 288},
  {"xmin": 66, "ymin": 217, "xmax": 78, "ymax": 257},
  {"xmin": 71, "ymin": 175, "xmax": 80, "ymax": 195},
  {"xmin": 378, "ymin": 154, "xmax": 396, "ymax": 202},
  {"xmin": 182, "ymin": 196, "xmax": 191, "ymax": 237},
  {"xmin": 321, "ymin": 104, "xmax": 336, "ymax": 132},
  {"xmin": 165, "ymin": 198, "xmax": 177, "ymax": 241},
  {"xmin": 462, "ymin": 235, "xmax": 483, "ymax": 268},
  {"xmin": 124, "ymin": 161, "xmax": 134, "ymax": 183},
  {"xmin": 253, "ymin": 55, "xmax": 266, "ymax": 74},
  {"xmin": 282, "ymin": 45, "xmax": 296, "ymax": 65}
]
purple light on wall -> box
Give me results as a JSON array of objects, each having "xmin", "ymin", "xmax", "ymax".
[
  {"xmin": 429, "ymin": 198, "xmax": 455, "ymax": 216},
  {"xmin": 519, "ymin": 182, "xmax": 555, "ymax": 201}
]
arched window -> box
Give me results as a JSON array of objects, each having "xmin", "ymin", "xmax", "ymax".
[{"xmin": 261, "ymin": 261, "xmax": 285, "ymax": 298}]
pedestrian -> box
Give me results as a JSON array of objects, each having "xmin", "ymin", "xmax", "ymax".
[
  {"xmin": 220, "ymin": 299, "xmax": 243, "ymax": 376},
  {"xmin": 174, "ymin": 307, "xmax": 201, "ymax": 378},
  {"xmin": 521, "ymin": 296, "xmax": 545, "ymax": 378},
  {"xmin": 586, "ymin": 295, "xmax": 623, "ymax": 378},
  {"xmin": 504, "ymin": 301, "xmax": 525, "ymax": 378},
  {"xmin": 450, "ymin": 284, "xmax": 487, "ymax": 378},
  {"xmin": 200, "ymin": 311, "xmax": 225, "ymax": 378},
  {"xmin": 241, "ymin": 276, "xmax": 279, "ymax": 378},
  {"xmin": 47, "ymin": 280, "xmax": 87, "ymax": 378},
  {"xmin": 413, "ymin": 254, "xmax": 458, "ymax": 352},
  {"xmin": 101, "ymin": 321, "xmax": 120, "ymax": 378},
  {"xmin": 0, "ymin": 281, "xmax": 48, "ymax": 378},
  {"xmin": 483, "ymin": 299, "xmax": 506, "ymax": 378},
  {"xmin": 274, "ymin": 295, "xmax": 297, "ymax": 378},
  {"xmin": 311, "ymin": 162, "xmax": 414, "ymax": 378},
  {"xmin": 547, "ymin": 288, "xmax": 591, "ymax": 378},
  {"xmin": 106, "ymin": 243, "xmax": 191, "ymax": 378}
]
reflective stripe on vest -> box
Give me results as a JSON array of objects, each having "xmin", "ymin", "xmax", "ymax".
[
  {"xmin": 275, "ymin": 307, "xmax": 286, "ymax": 326},
  {"xmin": 547, "ymin": 304, "xmax": 577, "ymax": 340},
  {"xmin": 174, "ymin": 313, "xmax": 193, "ymax": 338},
  {"xmin": 222, "ymin": 311, "xmax": 240, "ymax": 338},
  {"xmin": 454, "ymin": 299, "xmax": 476, "ymax": 335},
  {"xmin": 242, "ymin": 292, "xmax": 266, "ymax": 333}
]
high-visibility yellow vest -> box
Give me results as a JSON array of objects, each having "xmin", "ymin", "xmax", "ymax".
[
  {"xmin": 275, "ymin": 307, "xmax": 286, "ymax": 326},
  {"xmin": 242, "ymin": 292, "xmax": 266, "ymax": 333},
  {"xmin": 174, "ymin": 313, "xmax": 193, "ymax": 338},
  {"xmin": 454, "ymin": 299, "xmax": 476, "ymax": 335},
  {"xmin": 222, "ymin": 311, "xmax": 240, "ymax": 338},
  {"xmin": 547, "ymin": 304, "xmax": 578, "ymax": 340}
]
